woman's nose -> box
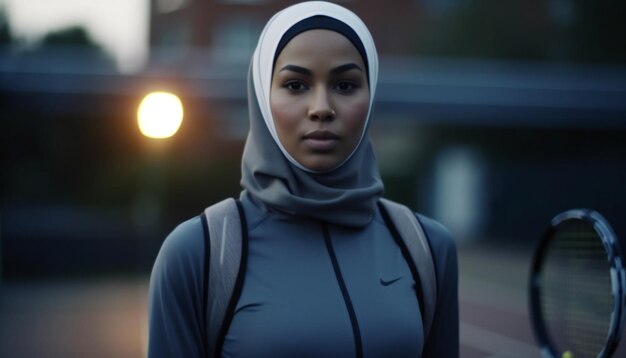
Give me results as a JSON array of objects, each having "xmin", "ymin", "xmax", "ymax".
[{"xmin": 307, "ymin": 88, "xmax": 335, "ymax": 121}]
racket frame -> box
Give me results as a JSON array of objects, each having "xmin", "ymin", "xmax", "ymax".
[{"xmin": 529, "ymin": 209, "xmax": 626, "ymax": 358}]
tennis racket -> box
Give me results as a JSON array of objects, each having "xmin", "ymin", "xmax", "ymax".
[{"xmin": 529, "ymin": 209, "xmax": 626, "ymax": 358}]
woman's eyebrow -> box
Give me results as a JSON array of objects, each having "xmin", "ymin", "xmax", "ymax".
[
  {"xmin": 278, "ymin": 63, "xmax": 363, "ymax": 76},
  {"xmin": 278, "ymin": 64, "xmax": 312, "ymax": 76},
  {"xmin": 330, "ymin": 63, "xmax": 363, "ymax": 75}
]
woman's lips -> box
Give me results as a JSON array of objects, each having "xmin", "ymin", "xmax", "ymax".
[{"xmin": 303, "ymin": 130, "xmax": 340, "ymax": 151}]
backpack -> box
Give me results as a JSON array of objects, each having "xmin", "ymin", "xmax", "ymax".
[{"xmin": 200, "ymin": 197, "xmax": 437, "ymax": 357}]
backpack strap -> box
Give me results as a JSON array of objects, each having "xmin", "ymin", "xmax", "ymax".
[
  {"xmin": 202, "ymin": 198, "xmax": 247, "ymax": 358},
  {"xmin": 379, "ymin": 198, "xmax": 437, "ymax": 339},
  {"xmin": 201, "ymin": 197, "xmax": 436, "ymax": 353}
]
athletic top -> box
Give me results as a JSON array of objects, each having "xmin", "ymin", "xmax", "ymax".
[{"xmin": 148, "ymin": 192, "xmax": 459, "ymax": 357}]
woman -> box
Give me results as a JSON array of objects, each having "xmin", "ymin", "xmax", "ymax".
[{"xmin": 148, "ymin": 2, "xmax": 458, "ymax": 357}]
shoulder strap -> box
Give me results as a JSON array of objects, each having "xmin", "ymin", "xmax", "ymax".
[
  {"xmin": 379, "ymin": 198, "xmax": 437, "ymax": 339},
  {"xmin": 201, "ymin": 198, "xmax": 436, "ymax": 350},
  {"xmin": 202, "ymin": 198, "xmax": 246, "ymax": 358}
]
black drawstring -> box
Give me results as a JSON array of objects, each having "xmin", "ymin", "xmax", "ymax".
[{"xmin": 322, "ymin": 223, "xmax": 363, "ymax": 358}]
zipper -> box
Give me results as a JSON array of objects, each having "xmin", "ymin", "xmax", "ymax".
[{"xmin": 322, "ymin": 223, "xmax": 363, "ymax": 358}]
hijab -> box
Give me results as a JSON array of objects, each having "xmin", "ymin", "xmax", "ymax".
[{"xmin": 241, "ymin": 1, "xmax": 384, "ymax": 228}]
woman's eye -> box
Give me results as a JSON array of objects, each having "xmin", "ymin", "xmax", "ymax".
[
  {"xmin": 284, "ymin": 80, "xmax": 308, "ymax": 92},
  {"xmin": 334, "ymin": 81, "xmax": 357, "ymax": 93}
]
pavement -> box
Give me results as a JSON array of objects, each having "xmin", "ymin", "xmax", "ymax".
[
  {"xmin": 457, "ymin": 244, "xmax": 540, "ymax": 358},
  {"xmin": 0, "ymin": 277, "xmax": 148, "ymax": 358},
  {"xmin": 1, "ymin": 243, "xmax": 624, "ymax": 357}
]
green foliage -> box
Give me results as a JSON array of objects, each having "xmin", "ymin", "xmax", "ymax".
[
  {"xmin": 32, "ymin": 27, "xmax": 115, "ymax": 71},
  {"xmin": 415, "ymin": 0, "xmax": 626, "ymax": 64},
  {"xmin": 0, "ymin": 7, "xmax": 12, "ymax": 45},
  {"xmin": 40, "ymin": 26, "xmax": 98, "ymax": 48}
]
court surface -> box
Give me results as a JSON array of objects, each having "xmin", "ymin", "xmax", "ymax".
[{"xmin": 1, "ymin": 244, "xmax": 625, "ymax": 357}]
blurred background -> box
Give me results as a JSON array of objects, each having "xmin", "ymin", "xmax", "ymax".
[{"xmin": 1, "ymin": 0, "xmax": 625, "ymax": 357}]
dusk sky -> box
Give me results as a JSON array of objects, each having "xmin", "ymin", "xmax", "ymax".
[{"xmin": 1, "ymin": 0, "xmax": 150, "ymax": 72}]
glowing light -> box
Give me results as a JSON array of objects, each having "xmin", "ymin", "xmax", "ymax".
[{"xmin": 137, "ymin": 92, "xmax": 183, "ymax": 139}]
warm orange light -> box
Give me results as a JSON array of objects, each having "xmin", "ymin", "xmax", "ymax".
[{"xmin": 137, "ymin": 92, "xmax": 183, "ymax": 139}]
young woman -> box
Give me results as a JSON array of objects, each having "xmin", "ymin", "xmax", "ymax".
[{"xmin": 148, "ymin": 2, "xmax": 458, "ymax": 357}]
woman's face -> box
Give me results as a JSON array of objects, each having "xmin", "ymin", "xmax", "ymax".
[{"xmin": 270, "ymin": 29, "xmax": 370, "ymax": 172}]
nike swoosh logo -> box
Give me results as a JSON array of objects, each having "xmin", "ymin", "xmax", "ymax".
[{"xmin": 380, "ymin": 277, "xmax": 402, "ymax": 286}]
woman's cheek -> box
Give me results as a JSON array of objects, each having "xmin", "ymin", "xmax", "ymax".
[
  {"xmin": 272, "ymin": 105, "xmax": 299, "ymax": 130},
  {"xmin": 341, "ymin": 97, "xmax": 369, "ymax": 129}
]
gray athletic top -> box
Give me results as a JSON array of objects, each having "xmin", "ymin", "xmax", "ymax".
[{"xmin": 148, "ymin": 192, "xmax": 459, "ymax": 357}]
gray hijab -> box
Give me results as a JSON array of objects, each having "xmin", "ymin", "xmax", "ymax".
[{"xmin": 241, "ymin": 1, "xmax": 384, "ymax": 228}]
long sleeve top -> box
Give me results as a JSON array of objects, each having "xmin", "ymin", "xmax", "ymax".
[{"xmin": 148, "ymin": 192, "xmax": 458, "ymax": 357}]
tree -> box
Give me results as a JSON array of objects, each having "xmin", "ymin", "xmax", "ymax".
[
  {"xmin": 0, "ymin": 7, "xmax": 12, "ymax": 46},
  {"xmin": 25, "ymin": 25, "xmax": 116, "ymax": 71},
  {"xmin": 415, "ymin": 0, "xmax": 626, "ymax": 64}
]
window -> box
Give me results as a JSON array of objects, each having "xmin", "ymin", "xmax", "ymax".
[
  {"xmin": 155, "ymin": 18, "xmax": 191, "ymax": 62},
  {"xmin": 212, "ymin": 16, "xmax": 261, "ymax": 63}
]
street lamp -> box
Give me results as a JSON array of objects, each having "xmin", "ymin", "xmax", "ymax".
[
  {"xmin": 137, "ymin": 91, "xmax": 183, "ymax": 139},
  {"xmin": 134, "ymin": 91, "xmax": 184, "ymax": 260}
]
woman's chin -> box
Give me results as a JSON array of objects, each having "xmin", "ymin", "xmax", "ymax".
[{"xmin": 297, "ymin": 154, "xmax": 344, "ymax": 173}]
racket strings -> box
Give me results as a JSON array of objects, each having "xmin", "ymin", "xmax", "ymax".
[{"xmin": 540, "ymin": 221, "xmax": 613, "ymax": 358}]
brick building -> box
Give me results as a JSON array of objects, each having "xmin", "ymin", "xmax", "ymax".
[{"xmin": 148, "ymin": 0, "xmax": 424, "ymax": 67}]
